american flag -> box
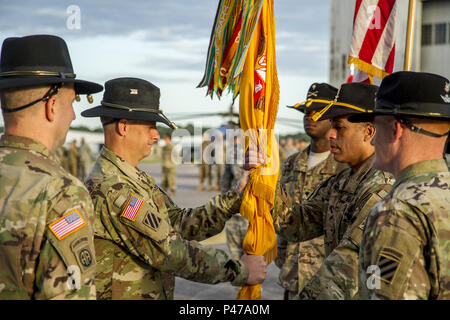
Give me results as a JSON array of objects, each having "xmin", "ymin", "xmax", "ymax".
[
  {"xmin": 348, "ymin": 0, "xmax": 397, "ymax": 84},
  {"xmin": 49, "ymin": 210, "xmax": 86, "ymax": 240},
  {"xmin": 121, "ymin": 195, "xmax": 143, "ymax": 221}
]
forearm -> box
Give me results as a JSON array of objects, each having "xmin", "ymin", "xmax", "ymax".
[
  {"xmin": 157, "ymin": 234, "xmax": 249, "ymax": 286},
  {"xmin": 299, "ymin": 238, "xmax": 360, "ymax": 300},
  {"xmin": 272, "ymin": 185, "xmax": 324, "ymax": 242},
  {"xmin": 169, "ymin": 189, "xmax": 242, "ymax": 241}
]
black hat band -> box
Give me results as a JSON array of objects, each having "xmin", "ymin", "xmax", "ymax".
[
  {"xmin": 0, "ymin": 70, "xmax": 76, "ymax": 79},
  {"xmin": 376, "ymin": 98, "xmax": 450, "ymax": 118}
]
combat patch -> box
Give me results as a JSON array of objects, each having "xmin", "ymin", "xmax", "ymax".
[
  {"xmin": 377, "ymin": 247, "xmax": 403, "ymax": 284},
  {"xmin": 49, "ymin": 209, "xmax": 86, "ymax": 240},
  {"xmin": 121, "ymin": 194, "xmax": 144, "ymax": 221},
  {"xmin": 143, "ymin": 212, "xmax": 162, "ymax": 230}
]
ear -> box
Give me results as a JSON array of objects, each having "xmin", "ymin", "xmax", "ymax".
[
  {"xmin": 44, "ymin": 96, "xmax": 57, "ymax": 122},
  {"xmin": 117, "ymin": 119, "xmax": 128, "ymax": 136},
  {"xmin": 392, "ymin": 119, "xmax": 404, "ymax": 143},
  {"xmin": 364, "ymin": 123, "xmax": 376, "ymax": 142}
]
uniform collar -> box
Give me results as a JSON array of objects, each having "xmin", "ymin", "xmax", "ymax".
[
  {"xmin": 341, "ymin": 154, "xmax": 376, "ymax": 193},
  {"xmin": 100, "ymin": 146, "xmax": 155, "ymax": 188},
  {"xmin": 0, "ymin": 134, "xmax": 55, "ymax": 160},
  {"xmin": 295, "ymin": 145, "xmax": 337, "ymax": 174},
  {"xmin": 394, "ymin": 159, "xmax": 449, "ymax": 189}
]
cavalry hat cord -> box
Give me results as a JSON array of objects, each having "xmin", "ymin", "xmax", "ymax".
[
  {"xmin": 1, "ymin": 83, "xmax": 62, "ymax": 113},
  {"xmin": 0, "ymin": 70, "xmax": 76, "ymax": 79},
  {"xmin": 100, "ymin": 101, "xmax": 178, "ymax": 130}
]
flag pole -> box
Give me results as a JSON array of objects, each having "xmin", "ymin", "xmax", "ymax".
[{"xmin": 403, "ymin": 0, "xmax": 417, "ymax": 71}]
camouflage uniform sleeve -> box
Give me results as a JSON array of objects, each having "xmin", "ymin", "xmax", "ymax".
[
  {"xmin": 274, "ymin": 234, "xmax": 288, "ymax": 269},
  {"xmin": 299, "ymin": 184, "xmax": 391, "ymax": 300},
  {"xmin": 358, "ymin": 199, "xmax": 430, "ymax": 300},
  {"xmin": 98, "ymin": 185, "xmax": 249, "ymax": 287},
  {"xmin": 162, "ymin": 187, "xmax": 242, "ymax": 241},
  {"xmin": 41, "ymin": 182, "xmax": 97, "ymax": 300},
  {"xmin": 273, "ymin": 177, "xmax": 333, "ymax": 243}
]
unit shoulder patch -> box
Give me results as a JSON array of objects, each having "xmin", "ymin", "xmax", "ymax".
[{"xmin": 377, "ymin": 247, "xmax": 403, "ymax": 284}]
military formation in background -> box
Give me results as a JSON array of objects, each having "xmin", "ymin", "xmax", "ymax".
[
  {"xmin": 0, "ymin": 34, "xmax": 449, "ymax": 301},
  {"xmin": 161, "ymin": 134, "xmax": 176, "ymax": 196},
  {"xmin": 55, "ymin": 137, "xmax": 93, "ymax": 181}
]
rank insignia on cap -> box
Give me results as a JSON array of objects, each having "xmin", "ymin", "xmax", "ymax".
[
  {"xmin": 121, "ymin": 194, "xmax": 144, "ymax": 221},
  {"xmin": 130, "ymin": 88, "xmax": 138, "ymax": 95},
  {"xmin": 376, "ymin": 247, "xmax": 403, "ymax": 284},
  {"xmin": 49, "ymin": 209, "xmax": 86, "ymax": 240}
]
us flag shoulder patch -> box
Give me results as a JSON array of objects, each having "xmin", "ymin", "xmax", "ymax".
[
  {"xmin": 121, "ymin": 194, "xmax": 144, "ymax": 221},
  {"xmin": 49, "ymin": 209, "xmax": 86, "ymax": 240}
]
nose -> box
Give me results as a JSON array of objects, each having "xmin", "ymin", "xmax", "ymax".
[
  {"xmin": 326, "ymin": 127, "xmax": 336, "ymax": 140},
  {"xmin": 153, "ymin": 129, "xmax": 160, "ymax": 142}
]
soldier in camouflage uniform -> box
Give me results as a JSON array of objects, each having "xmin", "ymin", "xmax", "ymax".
[
  {"xmin": 350, "ymin": 72, "xmax": 450, "ymax": 300},
  {"xmin": 81, "ymin": 77, "xmax": 266, "ymax": 300},
  {"xmin": 68, "ymin": 139, "xmax": 80, "ymax": 178},
  {"xmin": 0, "ymin": 35, "xmax": 103, "ymax": 299},
  {"xmin": 197, "ymin": 134, "xmax": 213, "ymax": 191},
  {"xmin": 221, "ymin": 134, "xmax": 248, "ymax": 261},
  {"xmin": 161, "ymin": 134, "xmax": 176, "ymax": 196},
  {"xmin": 274, "ymin": 83, "xmax": 344, "ymax": 300},
  {"xmin": 273, "ymin": 82, "xmax": 395, "ymax": 300}
]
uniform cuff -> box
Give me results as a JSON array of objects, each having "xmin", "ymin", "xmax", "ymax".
[
  {"xmin": 229, "ymin": 258, "xmax": 249, "ymax": 287},
  {"xmin": 225, "ymin": 189, "xmax": 243, "ymax": 215}
]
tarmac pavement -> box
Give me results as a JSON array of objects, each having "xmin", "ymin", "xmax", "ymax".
[{"xmin": 138, "ymin": 162, "xmax": 284, "ymax": 300}]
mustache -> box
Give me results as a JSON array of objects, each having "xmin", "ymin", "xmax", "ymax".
[{"xmin": 330, "ymin": 143, "xmax": 339, "ymax": 149}]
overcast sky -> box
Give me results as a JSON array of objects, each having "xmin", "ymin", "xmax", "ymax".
[{"xmin": 0, "ymin": 0, "xmax": 331, "ymax": 133}]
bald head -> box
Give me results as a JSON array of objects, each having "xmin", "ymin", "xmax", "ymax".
[
  {"xmin": 372, "ymin": 115, "xmax": 450, "ymax": 177},
  {"xmin": 1, "ymin": 85, "xmax": 50, "ymax": 120}
]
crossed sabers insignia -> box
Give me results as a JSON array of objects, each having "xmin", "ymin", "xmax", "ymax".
[{"xmin": 307, "ymin": 90, "xmax": 319, "ymax": 98}]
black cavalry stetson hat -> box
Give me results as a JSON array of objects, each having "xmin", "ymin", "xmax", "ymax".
[
  {"xmin": 81, "ymin": 77, "xmax": 177, "ymax": 129},
  {"xmin": 348, "ymin": 71, "xmax": 450, "ymax": 123},
  {"xmin": 287, "ymin": 82, "xmax": 338, "ymax": 113},
  {"xmin": 311, "ymin": 82, "xmax": 379, "ymax": 121},
  {"xmin": 0, "ymin": 35, "xmax": 102, "ymax": 94}
]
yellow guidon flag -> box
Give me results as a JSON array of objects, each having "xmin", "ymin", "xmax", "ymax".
[{"xmin": 198, "ymin": 0, "xmax": 280, "ymax": 300}]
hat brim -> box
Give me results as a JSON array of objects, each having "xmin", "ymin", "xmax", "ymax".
[
  {"xmin": 81, "ymin": 105, "xmax": 172, "ymax": 128},
  {"xmin": 347, "ymin": 113, "xmax": 377, "ymax": 122},
  {"xmin": 287, "ymin": 101, "xmax": 331, "ymax": 113},
  {"xmin": 318, "ymin": 105, "xmax": 365, "ymax": 121},
  {"xmin": 0, "ymin": 77, "xmax": 103, "ymax": 94}
]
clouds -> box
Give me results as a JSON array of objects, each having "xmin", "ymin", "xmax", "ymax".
[{"xmin": 0, "ymin": 0, "xmax": 331, "ymax": 132}]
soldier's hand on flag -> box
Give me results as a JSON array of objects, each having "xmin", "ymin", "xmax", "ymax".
[
  {"xmin": 240, "ymin": 254, "xmax": 267, "ymax": 285},
  {"xmin": 243, "ymin": 144, "xmax": 266, "ymax": 171},
  {"xmin": 236, "ymin": 147, "xmax": 266, "ymax": 193}
]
